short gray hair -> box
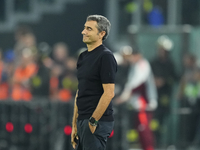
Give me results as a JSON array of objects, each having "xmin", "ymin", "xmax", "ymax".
[{"xmin": 86, "ymin": 15, "xmax": 111, "ymax": 41}]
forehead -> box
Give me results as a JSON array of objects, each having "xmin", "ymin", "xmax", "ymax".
[{"xmin": 84, "ymin": 21, "xmax": 98, "ymax": 29}]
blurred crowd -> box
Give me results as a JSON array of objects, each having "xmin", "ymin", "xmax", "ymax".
[
  {"xmin": 177, "ymin": 52, "xmax": 200, "ymax": 149},
  {"xmin": 0, "ymin": 25, "xmax": 78, "ymax": 102},
  {"xmin": 114, "ymin": 35, "xmax": 200, "ymax": 150}
]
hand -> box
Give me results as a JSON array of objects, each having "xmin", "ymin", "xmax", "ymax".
[
  {"xmin": 88, "ymin": 122, "xmax": 97, "ymax": 134},
  {"xmin": 114, "ymin": 97, "xmax": 124, "ymax": 105},
  {"xmin": 71, "ymin": 126, "xmax": 78, "ymax": 149},
  {"xmin": 146, "ymin": 100, "xmax": 157, "ymax": 111}
]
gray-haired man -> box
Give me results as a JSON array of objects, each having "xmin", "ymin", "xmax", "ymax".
[{"xmin": 71, "ymin": 15, "xmax": 117, "ymax": 150}]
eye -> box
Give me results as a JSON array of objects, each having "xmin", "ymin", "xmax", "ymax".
[{"xmin": 84, "ymin": 26, "xmax": 92, "ymax": 31}]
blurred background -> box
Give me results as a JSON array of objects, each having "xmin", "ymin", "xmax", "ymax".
[{"xmin": 0, "ymin": 0, "xmax": 200, "ymax": 150}]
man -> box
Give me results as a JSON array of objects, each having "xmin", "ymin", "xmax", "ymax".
[
  {"xmin": 71, "ymin": 15, "xmax": 117, "ymax": 150},
  {"xmin": 150, "ymin": 35, "xmax": 178, "ymax": 147},
  {"xmin": 116, "ymin": 46, "xmax": 157, "ymax": 150}
]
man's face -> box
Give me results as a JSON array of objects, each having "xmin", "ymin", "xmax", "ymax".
[{"xmin": 81, "ymin": 21, "xmax": 103, "ymax": 44}]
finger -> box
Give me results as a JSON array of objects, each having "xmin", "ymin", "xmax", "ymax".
[
  {"xmin": 72, "ymin": 143, "xmax": 76, "ymax": 149},
  {"xmin": 72, "ymin": 142, "xmax": 76, "ymax": 149},
  {"xmin": 76, "ymin": 135, "xmax": 79, "ymax": 139}
]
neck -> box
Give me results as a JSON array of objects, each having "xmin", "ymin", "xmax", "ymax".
[{"xmin": 87, "ymin": 41, "xmax": 102, "ymax": 52}]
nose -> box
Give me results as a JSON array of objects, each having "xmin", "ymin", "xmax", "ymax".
[{"xmin": 81, "ymin": 29, "xmax": 86, "ymax": 35}]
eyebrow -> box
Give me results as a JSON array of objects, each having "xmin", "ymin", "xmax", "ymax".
[{"xmin": 84, "ymin": 25, "xmax": 93, "ymax": 30}]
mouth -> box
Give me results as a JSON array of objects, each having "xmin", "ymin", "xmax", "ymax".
[
  {"xmin": 83, "ymin": 35, "xmax": 88, "ymax": 38},
  {"xmin": 83, "ymin": 35, "xmax": 89, "ymax": 40}
]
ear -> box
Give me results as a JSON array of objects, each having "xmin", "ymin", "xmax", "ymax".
[{"xmin": 99, "ymin": 31, "xmax": 106, "ymax": 39}]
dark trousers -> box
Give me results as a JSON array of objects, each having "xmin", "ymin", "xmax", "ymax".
[
  {"xmin": 76, "ymin": 119, "xmax": 114, "ymax": 150},
  {"xmin": 133, "ymin": 111, "xmax": 154, "ymax": 150}
]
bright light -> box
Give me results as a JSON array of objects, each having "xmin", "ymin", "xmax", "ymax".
[
  {"xmin": 109, "ymin": 130, "xmax": 114, "ymax": 138},
  {"xmin": 64, "ymin": 125, "xmax": 72, "ymax": 135},
  {"xmin": 6, "ymin": 122, "xmax": 14, "ymax": 132},
  {"xmin": 24, "ymin": 123, "xmax": 33, "ymax": 133}
]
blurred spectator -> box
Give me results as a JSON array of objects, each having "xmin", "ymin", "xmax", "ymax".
[
  {"xmin": 178, "ymin": 53, "xmax": 199, "ymax": 101},
  {"xmin": 115, "ymin": 46, "xmax": 157, "ymax": 150},
  {"xmin": 177, "ymin": 53, "xmax": 200, "ymax": 149},
  {"xmin": 191, "ymin": 68, "xmax": 200, "ymax": 149},
  {"xmin": 14, "ymin": 25, "xmax": 38, "ymax": 66},
  {"xmin": 11, "ymin": 48, "xmax": 38, "ymax": 101},
  {"xmin": 29, "ymin": 42, "xmax": 52, "ymax": 98},
  {"xmin": 150, "ymin": 35, "xmax": 178, "ymax": 147},
  {"xmin": 52, "ymin": 42, "xmax": 69, "ymax": 66},
  {"xmin": 30, "ymin": 54, "xmax": 51, "ymax": 98},
  {"xmin": 113, "ymin": 51, "xmax": 130, "ymax": 97},
  {"xmin": 63, "ymin": 57, "xmax": 77, "ymax": 90},
  {"xmin": 50, "ymin": 42, "xmax": 77, "ymax": 102},
  {"xmin": 11, "ymin": 25, "xmax": 41, "ymax": 101},
  {"xmin": 0, "ymin": 49, "xmax": 10, "ymax": 100}
]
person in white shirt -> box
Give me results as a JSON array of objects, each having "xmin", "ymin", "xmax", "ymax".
[{"xmin": 116, "ymin": 46, "xmax": 158, "ymax": 150}]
